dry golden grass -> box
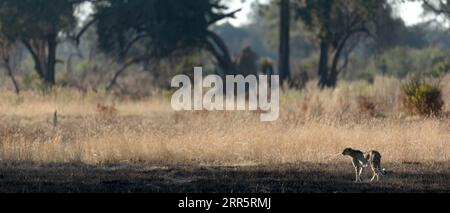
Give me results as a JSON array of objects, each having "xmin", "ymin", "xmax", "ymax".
[{"xmin": 0, "ymin": 76, "xmax": 449, "ymax": 166}]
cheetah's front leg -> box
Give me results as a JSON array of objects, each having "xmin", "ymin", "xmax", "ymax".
[{"xmin": 354, "ymin": 166, "xmax": 363, "ymax": 182}]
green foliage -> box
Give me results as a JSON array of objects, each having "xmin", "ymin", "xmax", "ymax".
[
  {"xmin": 432, "ymin": 60, "xmax": 450, "ymax": 78},
  {"xmin": 95, "ymin": 0, "xmax": 228, "ymax": 60},
  {"xmin": 213, "ymin": 23, "xmax": 275, "ymax": 59},
  {"xmin": 402, "ymin": 78, "xmax": 444, "ymax": 116},
  {"xmin": 357, "ymin": 47, "xmax": 450, "ymax": 80},
  {"xmin": 295, "ymin": 0, "xmax": 387, "ymax": 40},
  {"xmin": 153, "ymin": 52, "xmax": 214, "ymax": 88},
  {"xmin": 22, "ymin": 71, "xmax": 44, "ymax": 90},
  {"xmin": 0, "ymin": 0, "xmax": 77, "ymax": 40}
]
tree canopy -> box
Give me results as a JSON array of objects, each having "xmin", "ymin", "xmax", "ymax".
[
  {"xmin": 94, "ymin": 0, "xmax": 240, "ymax": 87},
  {"xmin": 0, "ymin": 0, "xmax": 82, "ymax": 85},
  {"xmin": 295, "ymin": 0, "xmax": 395, "ymax": 88}
]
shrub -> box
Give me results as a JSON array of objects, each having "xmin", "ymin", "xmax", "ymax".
[
  {"xmin": 402, "ymin": 79, "xmax": 444, "ymax": 116},
  {"xmin": 357, "ymin": 96, "xmax": 378, "ymax": 117},
  {"xmin": 96, "ymin": 103, "xmax": 118, "ymax": 120}
]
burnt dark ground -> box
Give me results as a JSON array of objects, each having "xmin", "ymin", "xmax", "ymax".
[{"xmin": 0, "ymin": 162, "xmax": 448, "ymax": 193}]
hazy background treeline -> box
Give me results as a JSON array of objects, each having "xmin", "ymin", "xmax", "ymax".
[{"xmin": 0, "ymin": 0, "xmax": 449, "ymax": 98}]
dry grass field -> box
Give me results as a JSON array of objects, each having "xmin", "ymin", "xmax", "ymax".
[{"xmin": 0, "ymin": 76, "xmax": 449, "ymax": 192}]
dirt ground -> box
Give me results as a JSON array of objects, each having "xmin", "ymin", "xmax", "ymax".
[{"xmin": 0, "ymin": 162, "xmax": 448, "ymax": 193}]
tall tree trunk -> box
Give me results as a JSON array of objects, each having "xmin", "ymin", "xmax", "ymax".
[
  {"xmin": 46, "ymin": 34, "xmax": 57, "ymax": 85},
  {"xmin": 4, "ymin": 61, "xmax": 20, "ymax": 95},
  {"xmin": 317, "ymin": 0, "xmax": 333, "ymax": 89},
  {"xmin": 318, "ymin": 39, "xmax": 330, "ymax": 88},
  {"xmin": 278, "ymin": 0, "xmax": 291, "ymax": 85},
  {"xmin": 22, "ymin": 40, "xmax": 45, "ymax": 80}
]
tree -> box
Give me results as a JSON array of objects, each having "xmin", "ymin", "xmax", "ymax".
[
  {"xmin": 258, "ymin": 1, "xmax": 316, "ymax": 60},
  {"xmin": 93, "ymin": 0, "xmax": 240, "ymax": 90},
  {"xmin": 279, "ymin": 0, "xmax": 291, "ymax": 84},
  {"xmin": 422, "ymin": 0, "xmax": 450, "ymax": 16},
  {"xmin": 296, "ymin": 0, "xmax": 393, "ymax": 88},
  {"xmin": 0, "ymin": 37, "xmax": 20, "ymax": 94},
  {"xmin": 0, "ymin": 0, "xmax": 88, "ymax": 85}
]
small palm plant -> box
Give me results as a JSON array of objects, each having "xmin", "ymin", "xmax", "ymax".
[{"xmin": 402, "ymin": 78, "xmax": 444, "ymax": 116}]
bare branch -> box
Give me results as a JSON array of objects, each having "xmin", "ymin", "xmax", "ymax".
[
  {"xmin": 208, "ymin": 8, "xmax": 242, "ymax": 25},
  {"xmin": 74, "ymin": 17, "xmax": 98, "ymax": 45}
]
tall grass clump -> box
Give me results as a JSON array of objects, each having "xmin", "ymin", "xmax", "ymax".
[{"xmin": 402, "ymin": 78, "xmax": 444, "ymax": 116}]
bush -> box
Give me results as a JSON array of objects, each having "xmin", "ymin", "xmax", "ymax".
[
  {"xmin": 355, "ymin": 47, "xmax": 450, "ymax": 80},
  {"xmin": 357, "ymin": 96, "xmax": 378, "ymax": 117},
  {"xmin": 402, "ymin": 79, "xmax": 444, "ymax": 116}
]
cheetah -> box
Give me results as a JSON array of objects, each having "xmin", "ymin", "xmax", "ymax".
[{"xmin": 342, "ymin": 148, "xmax": 386, "ymax": 182}]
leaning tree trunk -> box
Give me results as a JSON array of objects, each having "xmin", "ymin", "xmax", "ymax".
[
  {"xmin": 4, "ymin": 61, "xmax": 20, "ymax": 94},
  {"xmin": 278, "ymin": 0, "xmax": 291, "ymax": 85},
  {"xmin": 106, "ymin": 58, "xmax": 142, "ymax": 91},
  {"xmin": 22, "ymin": 36, "xmax": 58, "ymax": 86},
  {"xmin": 328, "ymin": 35, "xmax": 351, "ymax": 88},
  {"xmin": 205, "ymin": 31, "xmax": 237, "ymax": 76}
]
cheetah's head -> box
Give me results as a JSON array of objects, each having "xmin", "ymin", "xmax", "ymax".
[{"xmin": 342, "ymin": 148, "xmax": 353, "ymax": 156}]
